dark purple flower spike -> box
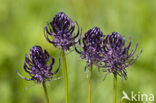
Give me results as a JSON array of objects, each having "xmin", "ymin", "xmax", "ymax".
[
  {"xmin": 102, "ymin": 32, "xmax": 142, "ymax": 79},
  {"xmin": 17, "ymin": 46, "xmax": 60, "ymax": 83},
  {"xmin": 45, "ymin": 12, "xmax": 81, "ymax": 51},
  {"xmin": 75, "ymin": 27, "xmax": 105, "ymax": 71}
]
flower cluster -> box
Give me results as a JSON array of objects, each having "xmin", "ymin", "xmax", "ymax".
[
  {"xmin": 17, "ymin": 11, "xmax": 142, "ymax": 103},
  {"xmin": 45, "ymin": 12, "xmax": 80, "ymax": 51},
  {"xmin": 18, "ymin": 46, "xmax": 60, "ymax": 83},
  {"xmin": 18, "ymin": 12, "xmax": 142, "ymax": 83},
  {"xmin": 102, "ymin": 32, "xmax": 142, "ymax": 79},
  {"xmin": 75, "ymin": 27, "xmax": 105, "ymax": 71},
  {"xmin": 75, "ymin": 28, "xmax": 142, "ymax": 78}
]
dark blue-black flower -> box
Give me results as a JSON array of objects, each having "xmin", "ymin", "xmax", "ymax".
[
  {"xmin": 102, "ymin": 32, "xmax": 142, "ymax": 79},
  {"xmin": 17, "ymin": 46, "xmax": 60, "ymax": 83},
  {"xmin": 75, "ymin": 27, "xmax": 105, "ymax": 71},
  {"xmin": 45, "ymin": 12, "xmax": 80, "ymax": 51}
]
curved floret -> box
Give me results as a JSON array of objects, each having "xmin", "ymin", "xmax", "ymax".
[
  {"xmin": 45, "ymin": 12, "xmax": 80, "ymax": 51},
  {"xmin": 75, "ymin": 27, "xmax": 105, "ymax": 71},
  {"xmin": 17, "ymin": 46, "xmax": 60, "ymax": 83},
  {"xmin": 102, "ymin": 32, "xmax": 142, "ymax": 79}
]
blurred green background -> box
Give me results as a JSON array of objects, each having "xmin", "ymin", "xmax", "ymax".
[{"xmin": 0, "ymin": 0, "xmax": 156, "ymax": 103}]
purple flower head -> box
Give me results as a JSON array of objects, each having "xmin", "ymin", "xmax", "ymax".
[
  {"xmin": 75, "ymin": 27, "xmax": 105, "ymax": 71},
  {"xmin": 17, "ymin": 46, "xmax": 60, "ymax": 83},
  {"xmin": 102, "ymin": 32, "xmax": 142, "ymax": 79},
  {"xmin": 45, "ymin": 12, "xmax": 80, "ymax": 51}
]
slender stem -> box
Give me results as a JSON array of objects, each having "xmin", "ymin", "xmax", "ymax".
[
  {"xmin": 88, "ymin": 63, "xmax": 93, "ymax": 103},
  {"xmin": 42, "ymin": 81, "xmax": 50, "ymax": 103},
  {"xmin": 113, "ymin": 73, "xmax": 117, "ymax": 103},
  {"xmin": 62, "ymin": 50, "xmax": 68, "ymax": 103}
]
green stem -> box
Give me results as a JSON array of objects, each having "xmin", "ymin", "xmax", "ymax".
[
  {"xmin": 88, "ymin": 63, "xmax": 93, "ymax": 103},
  {"xmin": 42, "ymin": 81, "xmax": 49, "ymax": 103},
  {"xmin": 62, "ymin": 50, "xmax": 68, "ymax": 103},
  {"xmin": 113, "ymin": 73, "xmax": 117, "ymax": 103}
]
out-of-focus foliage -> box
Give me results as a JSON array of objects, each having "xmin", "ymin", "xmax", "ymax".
[{"xmin": 0, "ymin": 0, "xmax": 155, "ymax": 103}]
